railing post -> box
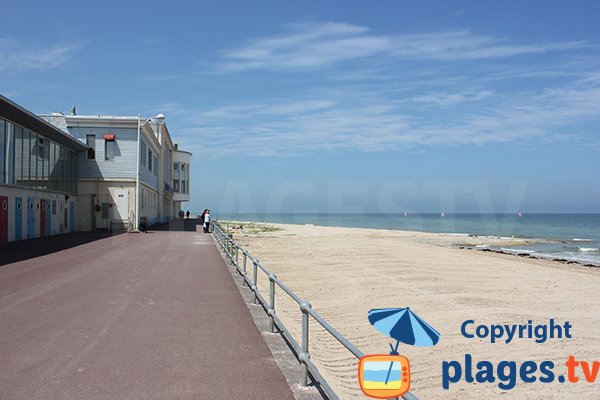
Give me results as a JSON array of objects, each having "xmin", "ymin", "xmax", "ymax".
[
  {"xmin": 242, "ymin": 251, "xmax": 248, "ymax": 286},
  {"xmin": 252, "ymin": 259, "xmax": 258, "ymax": 304},
  {"xmin": 268, "ymin": 273, "xmax": 276, "ymax": 333},
  {"xmin": 299, "ymin": 301, "xmax": 311, "ymax": 387},
  {"xmin": 235, "ymin": 246, "xmax": 239, "ymax": 267}
]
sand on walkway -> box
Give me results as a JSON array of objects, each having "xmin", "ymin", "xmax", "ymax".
[{"xmin": 226, "ymin": 222, "xmax": 600, "ymax": 400}]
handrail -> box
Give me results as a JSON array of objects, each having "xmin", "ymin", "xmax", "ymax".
[{"xmin": 212, "ymin": 222, "xmax": 419, "ymax": 400}]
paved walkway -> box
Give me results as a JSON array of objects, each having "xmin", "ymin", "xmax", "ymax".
[{"xmin": 0, "ymin": 221, "xmax": 295, "ymax": 400}]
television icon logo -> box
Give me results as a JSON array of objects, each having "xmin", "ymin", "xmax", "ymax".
[{"xmin": 358, "ymin": 354, "xmax": 410, "ymax": 399}]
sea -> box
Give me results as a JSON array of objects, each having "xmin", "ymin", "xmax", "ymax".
[{"xmin": 213, "ymin": 213, "xmax": 600, "ymax": 266}]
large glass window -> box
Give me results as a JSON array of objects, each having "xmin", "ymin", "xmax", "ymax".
[
  {"xmin": 86, "ymin": 134, "xmax": 95, "ymax": 159},
  {"xmin": 0, "ymin": 119, "xmax": 5, "ymax": 184},
  {"xmin": 37, "ymin": 136, "xmax": 43, "ymax": 188},
  {"xmin": 49, "ymin": 142, "xmax": 58, "ymax": 191},
  {"xmin": 69, "ymin": 150, "xmax": 75, "ymax": 193},
  {"xmin": 58, "ymin": 146, "xmax": 66, "ymax": 192},
  {"xmin": 181, "ymin": 180, "xmax": 186, "ymax": 193},
  {"xmin": 6, "ymin": 122, "xmax": 14, "ymax": 184},
  {"xmin": 40, "ymin": 137, "xmax": 49, "ymax": 189},
  {"xmin": 14, "ymin": 126, "xmax": 24, "ymax": 186},
  {"xmin": 172, "ymin": 179, "xmax": 179, "ymax": 192},
  {"xmin": 29, "ymin": 130, "xmax": 38, "ymax": 188}
]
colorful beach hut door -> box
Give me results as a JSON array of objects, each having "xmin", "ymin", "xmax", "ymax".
[
  {"xmin": 46, "ymin": 200, "xmax": 51, "ymax": 236},
  {"xmin": 69, "ymin": 201, "xmax": 75, "ymax": 232},
  {"xmin": 0, "ymin": 196, "xmax": 7, "ymax": 244},
  {"xmin": 15, "ymin": 197, "xmax": 22, "ymax": 241},
  {"xmin": 40, "ymin": 199, "xmax": 46, "ymax": 237},
  {"xmin": 34, "ymin": 199, "xmax": 40, "ymax": 238},
  {"xmin": 28, "ymin": 197, "xmax": 35, "ymax": 239}
]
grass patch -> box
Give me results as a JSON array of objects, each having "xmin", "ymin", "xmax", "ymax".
[{"xmin": 219, "ymin": 221, "xmax": 282, "ymax": 235}]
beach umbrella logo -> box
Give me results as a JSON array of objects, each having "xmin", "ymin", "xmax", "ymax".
[{"xmin": 358, "ymin": 307, "xmax": 440, "ymax": 399}]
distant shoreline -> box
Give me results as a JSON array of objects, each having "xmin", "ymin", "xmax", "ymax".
[{"xmin": 220, "ymin": 218, "xmax": 600, "ymax": 269}]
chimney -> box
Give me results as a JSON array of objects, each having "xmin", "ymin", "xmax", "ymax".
[{"xmin": 70, "ymin": 106, "xmax": 77, "ymax": 115}]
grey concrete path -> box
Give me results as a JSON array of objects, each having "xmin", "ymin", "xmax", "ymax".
[{"xmin": 0, "ymin": 222, "xmax": 295, "ymax": 400}]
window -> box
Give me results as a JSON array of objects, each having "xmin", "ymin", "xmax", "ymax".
[
  {"xmin": 181, "ymin": 180, "xmax": 186, "ymax": 193},
  {"xmin": 173, "ymin": 162, "xmax": 178, "ymax": 171},
  {"xmin": 86, "ymin": 134, "xmax": 95, "ymax": 159},
  {"xmin": 140, "ymin": 140, "xmax": 146, "ymax": 166},
  {"xmin": 105, "ymin": 138, "xmax": 115, "ymax": 161},
  {"xmin": 181, "ymin": 163, "xmax": 185, "ymax": 172},
  {"xmin": 153, "ymin": 156, "xmax": 158, "ymax": 175},
  {"xmin": 0, "ymin": 119, "xmax": 5, "ymax": 183},
  {"xmin": 6, "ymin": 122, "xmax": 14, "ymax": 185},
  {"xmin": 148, "ymin": 149, "xmax": 152, "ymax": 171},
  {"xmin": 173, "ymin": 179, "xmax": 179, "ymax": 192}
]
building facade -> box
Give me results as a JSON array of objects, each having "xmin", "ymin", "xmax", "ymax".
[
  {"xmin": 0, "ymin": 94, "xmax": 192, "ymax": 243},
  {"xmin": 42, "ymin": 113, "xmax": 192, "ymax": 233},
  {"xmin": 0, "ymin": 95, "xmax": 86, "ymax": 244},
  {"xmin": 172, "ymin": 147, "xmax": 191, "ymax": 212}
]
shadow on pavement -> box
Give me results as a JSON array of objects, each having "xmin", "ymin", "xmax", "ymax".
[
  {"xmin": 1, "ymin": 220, "xmax": 207, "ymax": 266},
  {"xmin": 0, "ymin": 232, "xmax": 114, "ymax": 266},
  {"xmin": 149, "ymin": 219, "xmax": 205, "ymax": 232}
]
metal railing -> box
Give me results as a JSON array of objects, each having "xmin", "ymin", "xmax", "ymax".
[{"xmin": 212, "ymin": 222, "xmax": 419, "ymax": 400}]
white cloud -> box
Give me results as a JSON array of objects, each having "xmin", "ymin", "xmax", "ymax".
[
  {"xmin": 219, "ymin": 22, "xmax": 593, "ymax": 72},
  {"xmin": 0, "ymin": 37, "xmax": 84, "ymax": 72},
  {"xmin": 172, "ymin": 74, "xmax": 600, "ymax": 156},
  {"xmin": 175, "ymin": 20, "xmax": 600, "ymax": 155}
]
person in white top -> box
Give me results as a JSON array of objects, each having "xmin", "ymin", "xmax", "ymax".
[{"xmin": 203, "ymin": 211, "xmax": 211, "ymax": 233}]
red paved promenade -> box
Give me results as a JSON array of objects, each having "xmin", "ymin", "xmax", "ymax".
[{"xmin": 0, "ymin": 221, "xmax": 295, "ymax": 400}]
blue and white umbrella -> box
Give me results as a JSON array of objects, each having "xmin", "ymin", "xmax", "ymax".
[
  {"xmin": 368, "ymin": 307, "xmax": 441, "ymax": 384},
  {"xmin": 368, "ymin": 307, "xmax": 440, "ymax": 347}
]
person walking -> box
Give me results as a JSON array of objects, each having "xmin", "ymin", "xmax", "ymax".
[
  {"xmin": 186, "ymin": 210, "xmax": 190, "ymax": 220},
  {"xmin": 203, "ymin": 210, "xmax": 211, "ymax": 233}
]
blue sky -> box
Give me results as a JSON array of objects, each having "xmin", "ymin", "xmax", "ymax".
[{"xmin": 2, "ymin": 1, "xmax": 599, "ymax": 213}]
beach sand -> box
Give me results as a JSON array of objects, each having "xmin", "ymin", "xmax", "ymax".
[{"xmin": 225, "ymin": 222, "xmax": 600, "ymax": 399}]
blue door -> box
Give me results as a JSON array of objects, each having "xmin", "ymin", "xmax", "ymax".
[
  {"xmin": 69, "ymin": 201, "xmax": 75, "ymax": 232},
  {"xmin": 27, "ymin": 197, "xmax": 35, "ymax": 239},
  {"xmin": 15, "ymin": 197, "xmax": 22, "ymax": 241},
  {"xmin": 46, "ymin": 200, "xmax": 51, "ymax": 236}
]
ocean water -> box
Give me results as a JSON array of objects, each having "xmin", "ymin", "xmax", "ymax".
[{"xmin": 214, "ymin": 213, "xmax": 600, "ymax": 266}]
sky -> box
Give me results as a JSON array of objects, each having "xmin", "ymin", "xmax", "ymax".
[{"xmin": 1, "ymin": 0, "xmax": 599, "ymax": 214}]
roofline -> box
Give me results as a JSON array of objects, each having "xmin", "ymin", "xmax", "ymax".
[
  {"xmin": 1, "ymin": 95, "xmax": 88, "ymax": 152},
  {"xmin": 174, "ymin": 149, "xmax": 192, "ymax": 156}
]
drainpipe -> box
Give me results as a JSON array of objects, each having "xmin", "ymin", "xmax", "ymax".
[{"xmin": 135, "ymin": 114, "xmax": 141, "ymax": 231}]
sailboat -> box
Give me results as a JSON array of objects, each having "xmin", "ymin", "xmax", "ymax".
[
  {"xmin": 440, "ymin": 212, "xmax": 445, "ymax": 218},
  {"xmin": 517, "ymin": 211, "xmax": 523, "ymax": 218}
]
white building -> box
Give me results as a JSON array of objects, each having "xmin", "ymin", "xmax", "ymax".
[
  {"xmin": 41, "ymin": 112, "xmax": 192, "ymax": 233},
  {"xmin": 172, "ymin": 145, "xmax": 191, "ymax": 206}
]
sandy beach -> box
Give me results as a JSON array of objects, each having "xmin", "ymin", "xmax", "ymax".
[{"xmin": 223, "ymin": 221, "xmax": 600, "ymax": 399}]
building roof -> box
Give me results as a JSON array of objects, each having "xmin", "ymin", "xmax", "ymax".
[{"xmin": 0, "ymin": 94, "xmax": 88, "ymax": 152}]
